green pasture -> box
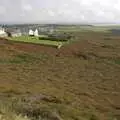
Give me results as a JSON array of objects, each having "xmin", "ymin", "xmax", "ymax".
[{"xmin": 6, "ymin": 36, "xmax": 67, "ymax": 47}]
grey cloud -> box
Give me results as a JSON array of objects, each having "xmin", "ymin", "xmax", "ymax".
[{"xmin": 0, "ymin": 0, "xmax": 120, "ymax": 23}]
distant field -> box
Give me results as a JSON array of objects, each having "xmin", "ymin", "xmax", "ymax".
[
  {"xmin": 57, "ymin": 25, "xmax": 120, "ymax": 32},
  {"xmin": 6, "ymin": 36, "xmax": 67, "ymax": 47}
]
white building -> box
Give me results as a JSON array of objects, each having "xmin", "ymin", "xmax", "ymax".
[
  {"xmin": 0, "ymin": 27, "xmax": 7, "ymax": 37},
  {"xmin": 34, "ymin": 29, "xmax": 39, "ymax": 36},
  {"xmin": 29, "ymin": 29, "xmax": 34, "ymax": 36}
]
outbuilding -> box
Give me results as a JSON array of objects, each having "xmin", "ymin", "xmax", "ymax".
[
  {"xmin": 0, "ymin": 27, "xmax": 7, "ymax": 37},
  {"xmin": 34, "ymin": 29, "xmax": 39, "ymax": 36},
  {"xmin": 29, "ymin": 29, "xmax": 34, "ymax": 36},
  {"xmin": 5, "ymin": 28, "xmax": 22, "ymax": 37}
]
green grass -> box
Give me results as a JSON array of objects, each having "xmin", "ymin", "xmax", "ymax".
[{"xmin": 6, "ymin": 36, "xmax": 66, "ymax": 47}]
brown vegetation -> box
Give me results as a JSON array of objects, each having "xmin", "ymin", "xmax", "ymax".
[{"xmin": 0, "ymin": 31, "xmax": 120, "ymax": 120}]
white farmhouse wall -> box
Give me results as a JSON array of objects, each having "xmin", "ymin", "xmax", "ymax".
[
  {"xmin": 34, "ymin": 29, "xmax": 39, "ymax": 36},
  {"xmin": 0, "ymin": 28, "xmax": 7, "ymax": 37},
  {"xmin": 29, "ymin": 29, "xmax": 34, "ymax": 36},
  {"xmin": 0, "ymin": 28, "xmax": 5, "ymax": 35},
  {"xmin": 12, "ymin": 33, "xmax": 22, "ymax": 37}
]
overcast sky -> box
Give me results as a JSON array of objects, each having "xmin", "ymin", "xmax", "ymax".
[{"xmin": 0, "ymin": 0, "xmax": 120, "ymax": 23}]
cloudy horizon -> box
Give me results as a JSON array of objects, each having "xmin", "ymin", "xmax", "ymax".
[{"xmin": 0, "ymin": 0, "xmax": 120, "ymax": 24}]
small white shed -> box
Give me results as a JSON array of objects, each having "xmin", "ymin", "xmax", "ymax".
[
  {"xmin": 34, "ymin": 29, "xmax": 39, "ymax": 36},
  {"xmin": 0, "ymin": 28, "xmax": 7, "ymax": 37},
  {"xmin": 29, "ymin": 29, "xmax": 34, "ymax": 36}
]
